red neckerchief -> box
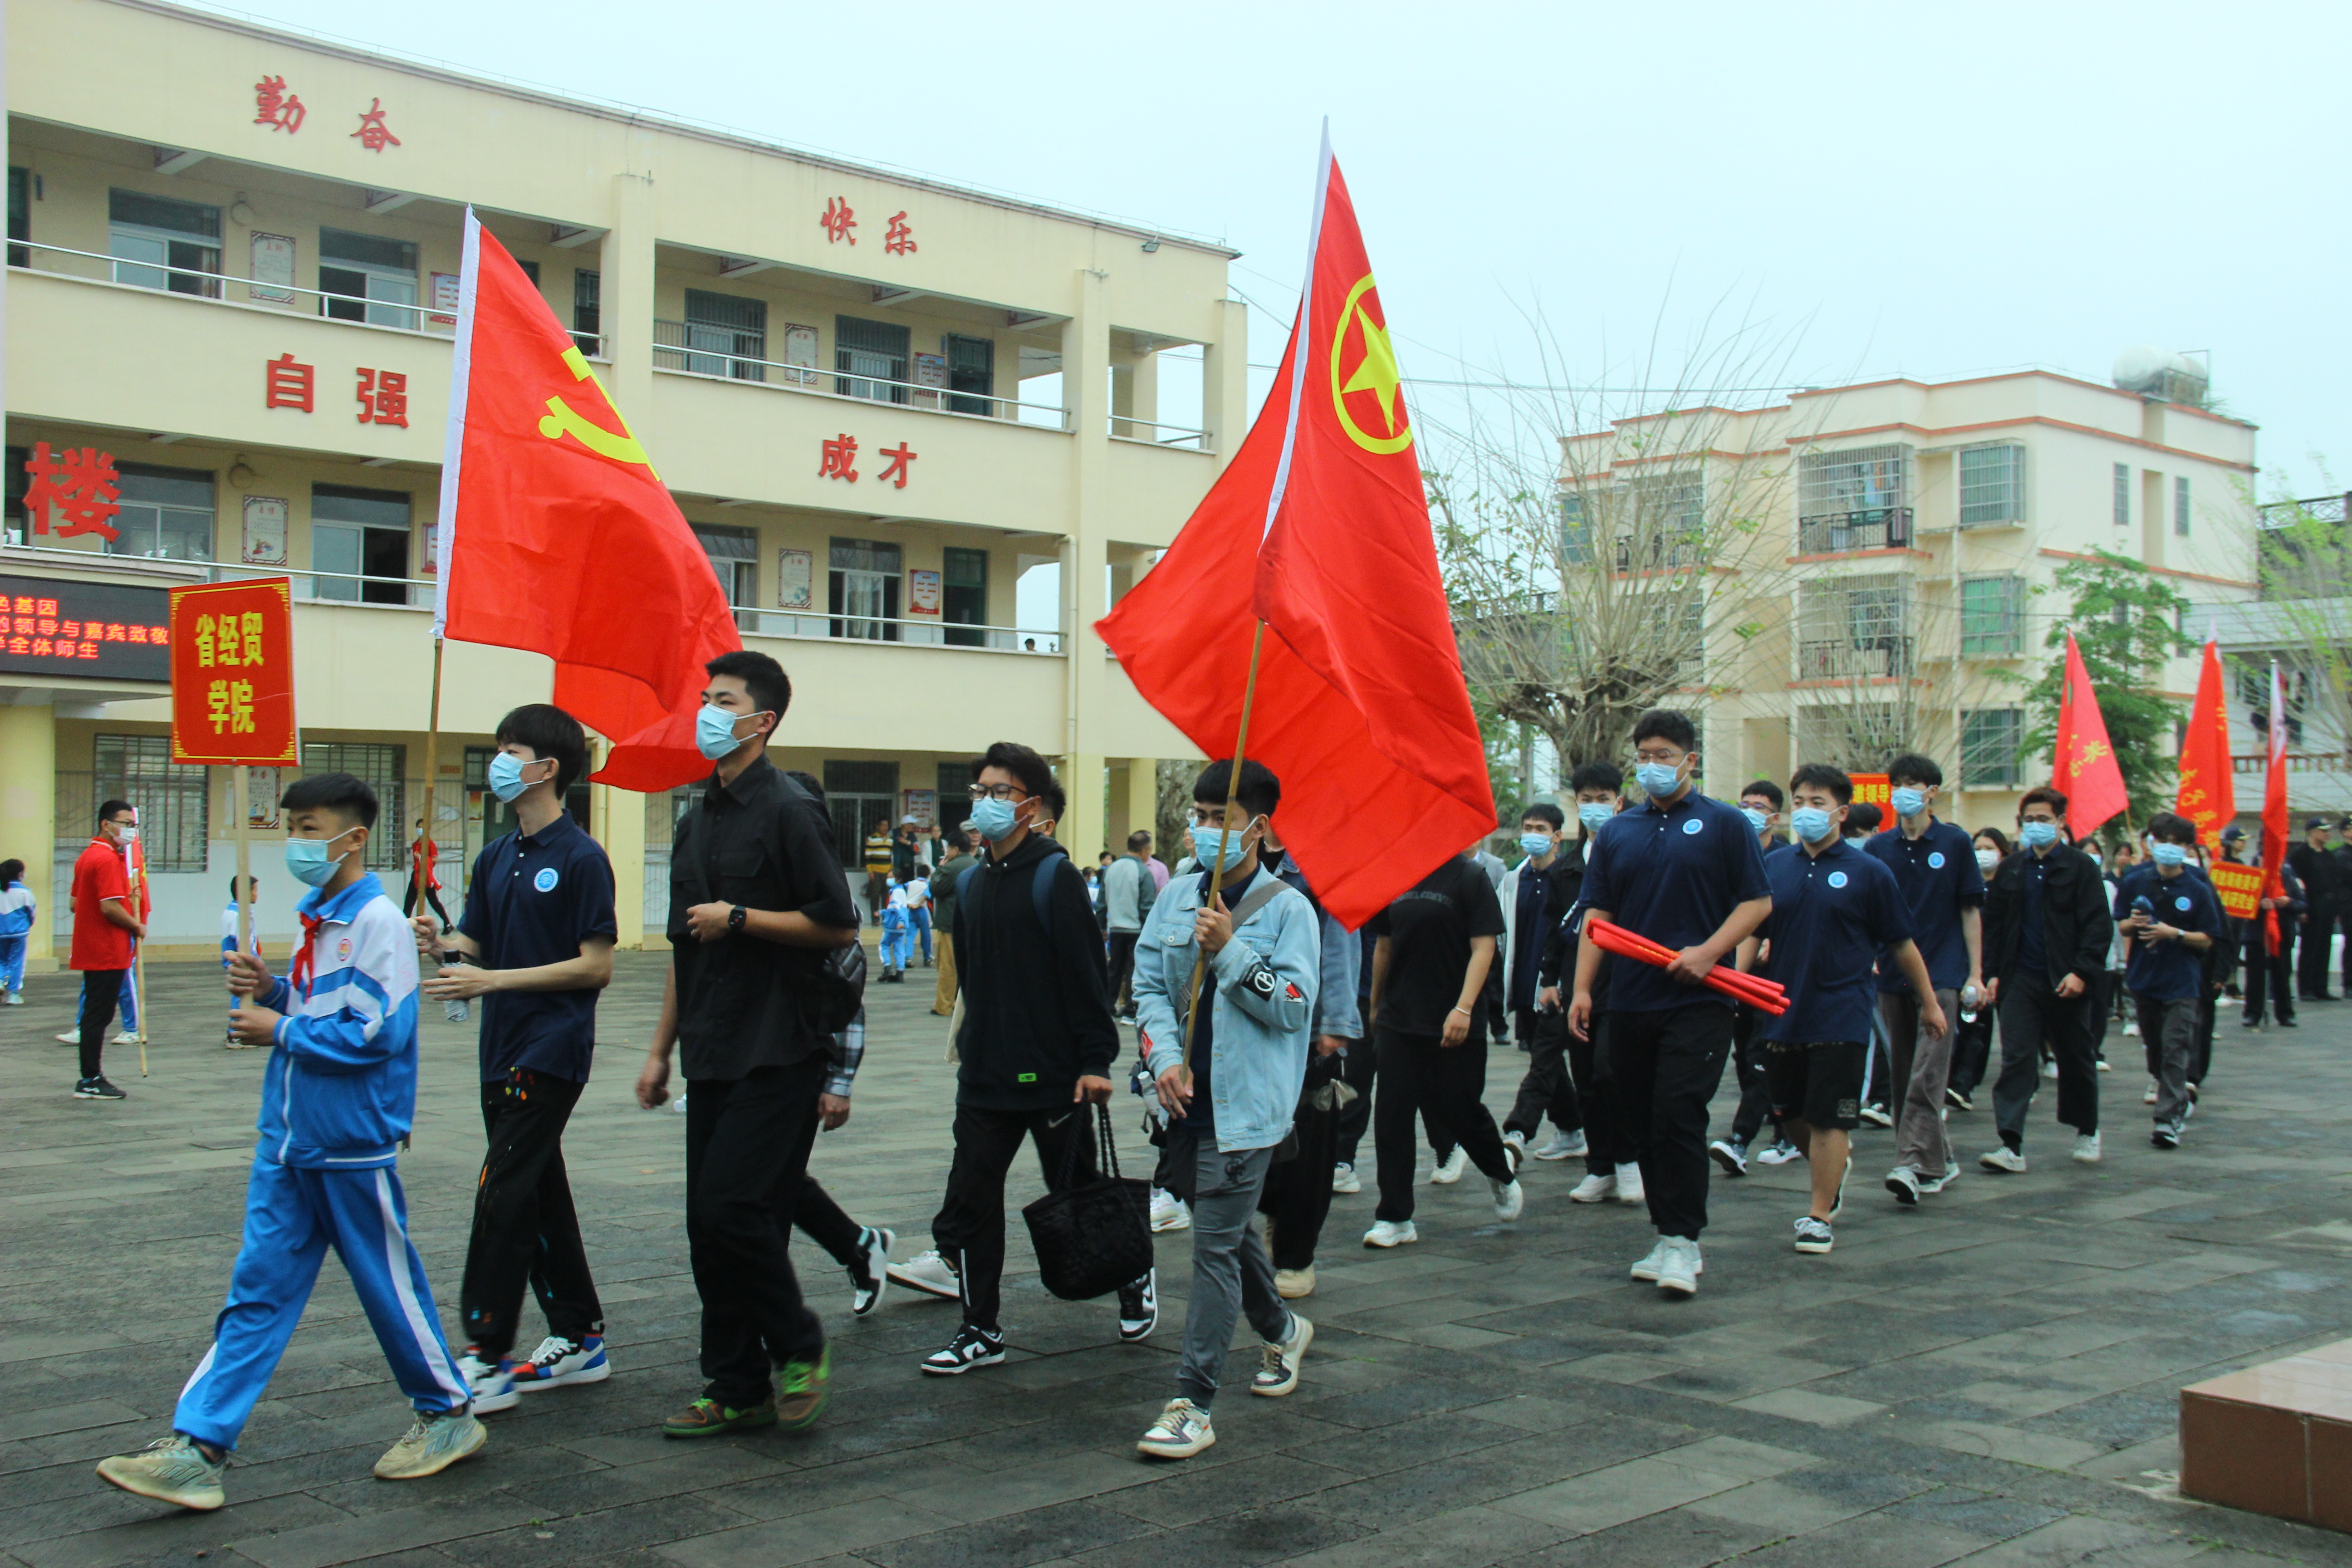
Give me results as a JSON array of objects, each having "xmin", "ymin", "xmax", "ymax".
[{"xmin": 288, "ymin": 910, "xmax": 324, "ymax": 995}]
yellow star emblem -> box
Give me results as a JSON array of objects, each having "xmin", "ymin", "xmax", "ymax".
[
  {"xmin": 1341, "ymin": 312, "xmax": 1402, "ymax": 436},
  {"xmin": 1328, "ymin": 274, "xmax": 1414, "ymax": 455}
]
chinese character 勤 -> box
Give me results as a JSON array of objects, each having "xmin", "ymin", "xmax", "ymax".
[{"xmin": 254, "ymin": 75, "xmax": 306, "ymax": 133}]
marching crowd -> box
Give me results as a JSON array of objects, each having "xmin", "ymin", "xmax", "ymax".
[{"xmin": 76, "ymin": 660, "xmax": 2352, "ymax": 1506}]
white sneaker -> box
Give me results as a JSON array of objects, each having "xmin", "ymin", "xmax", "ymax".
[
  {"xmin": 2, "ymin": 992, "xmax": 20, "ymax": 1005},
  {"xmin": 1570, "ymin": 1173, "xmax": 1617, "ymax": 1202},
  {"xmin": 1979, "ymin": 1147, "xmax": 2028, "ymax": 1173},
  {"xmin": 1708, "ymin": 1138, "xmax": 1748, "ymax": 1177},
  {"xmin": 1250, "ymin": 1312, "xmax": 1313, "ymax": 1397},
  {"xmin": 509, "ymin": 1333, "xmax": 610, "ymax": 1390},
  {"xmin": 2042, "ymin": 1058, "xmax": 2059, "ymax": 1080},
  {"xmin": 1504, "ymin": 1129, "xmax": 1529, "ymax": 1156},
  {"xmin": 2143, "ymin": 1081, "xmax": 2159, "ymax": 1105},
  {"xmin": 54, "ymin": 1029, "xmax": 78, "ymax": 1044},
  {"xmin": 1431, "ymin": 1147, "xmax": 1469, "ymax": 1185},
  {"xmin": 1629, "ymin": 1239, "xmax": 1670, "ymax": 1282},
  {"xmin": 1330, "ymin": 1162, "xmax": 1361, "ymax": 1195},
  {"xmin": 2122, "ymin": 1018, "xmax": 2141, "ymax": 1038},
  {"xmin": 1615, "ymin": 1161, "xmax": 1645, "ymax": 1205},
  {"xmin": 2072, "ymin": 1131, "xmax": 2102, "ymax": 1164},
  {"xmin": 1149, "ymin": 1190, "xmax": 1192, "ymax": 1233},
  {"xmin": 1857, "ymin": 1103, "xmax": 1893, "ymax": 1129},
  {"xmin": 2096, "ymin": 1057, "xmax": 2112, "ymax": 1072},
  {"xmin": 1362, "ymin": 1219, "xmax": 1418, "ymax": 1249},
  {"xmin": 1656, "ymin": 1238, "xmax": 1702, "ymax": 1297},
  {"xmin": 1534, "ymin": 1128, "xmax": 1586, "ymax": 1160},
  {"xmin": 458, "ymin": 1352, "xmax": 519, "ymax": 1414},
  {"xmin": 1885, "ymin": 1164, "xmax": 1921, "ymax": 1206},
  {"xmin": 886, "ymin": 1248, "xmax": 962, "ymax": 1299},
  {"xmin": 1490, "ymin": 1176, "xmax": 1524, "ymax": 1221},
  {"xmin": 1755, "ymin": 1139, "xmax": 1803, "ymax": 1166},
  {"xmin": 112, "ymin": 1031, "xmax": 141, "ymax": 1045},
  {"xmin": 1137, "ymin": 1397, "xmax": 1215, "ymax": 1459}
]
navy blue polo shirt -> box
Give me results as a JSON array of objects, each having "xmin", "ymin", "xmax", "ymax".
[
  {"xmin": 1865, "ymin": 818, "xmax": 1985, "ymax": 993},
  {"xmin": 2114, "ymin": 864, "xmax": 2219, "ymax": 1003},
  {"xmin": 1509, "ymin": 860, "xmax": 1553, "ymax": 1011},
  {"xmin": 1757, "ymin": 838, "xmax": 1912, "ymax": 1044},
  {"xmin": 457, "ymin": 813, "xmax": 619, "ymax": 1083},
  {"xmin": 1581, "ymin": 788, "xmax": 1771, "ymax": 1013}
]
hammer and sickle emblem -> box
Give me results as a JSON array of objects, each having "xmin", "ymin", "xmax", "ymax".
[{"xmin": 537, "ymin": 347, "xmax": 660, "ymax": 479}]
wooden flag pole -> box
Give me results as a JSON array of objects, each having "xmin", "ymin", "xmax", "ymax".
[
  {"xmin": 1176, "ymin": 619, "xmax": 1268, "ymax": 1086},
  {"xmin": 408, "ymin": 637, "xmax": 446, "ymax": 921},
  {"xmin": 234, "ymin": 764, "xmax": 253, "ymax": 962}
]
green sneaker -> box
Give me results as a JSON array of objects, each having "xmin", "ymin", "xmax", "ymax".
[
  {"xmin": 776, "ymin": 1347, "xmax": 831, "ymax": 1431},
  {"xmin": 662, "ymin": 1396, "xmax": 777, "ymax": 1438},
  {"xmin": 372, "ymin": 1408, "xmax": 487, "ymax": 1479},
  {"xmin": 96, "ymin": 1436, "xmax": 225, "ymax": 1511}
]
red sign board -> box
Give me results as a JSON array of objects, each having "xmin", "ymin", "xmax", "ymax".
[
  {"xmin": 1849, "ymin": 772, "xmax": 1891, "ymax": 815},
  {"xmin": 2209, "ymin": 860, "xmax": 2263, "ymax": 921},
  {"xmin": 170, "ymin": 579, "xmax": 298, "ymax": 766}
]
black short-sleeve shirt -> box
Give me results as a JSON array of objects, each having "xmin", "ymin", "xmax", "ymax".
[
  {"xmin": 1757, "ymin": 838, "xmax": 1912, "ymax": 1044},
  {"xmin": 1580, "ymin": 789, "xmax": 1772, "ymax": 1013},
  {"xmin": 1369, "ymin": 855, "xmax": 1507, "ymax": 1040},
  {"xmin": 457, "ymin": 813, "xmax": 618, "ymax": 1083},
  {"xmin": 668, "ymin": 757, "xmax": 860, "ymax": 1083},
  {"xmin": 1863, "ymin": 818, "xmax": 1985, "ymax": 993}
]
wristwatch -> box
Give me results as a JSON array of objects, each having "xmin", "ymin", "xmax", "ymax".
[{"xmin": 726, "ymin": 904, "xmax": 748, "ymax": 933}]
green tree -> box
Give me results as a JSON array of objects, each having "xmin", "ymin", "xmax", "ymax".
[{"xmin": 2009, "ymin": 547, "xmax": 2193, "ymax": 830}]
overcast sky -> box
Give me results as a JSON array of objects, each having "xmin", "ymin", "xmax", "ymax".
[{"xmin": 206, "ymin": 0, "xmax": 2350, "ymax": 500}]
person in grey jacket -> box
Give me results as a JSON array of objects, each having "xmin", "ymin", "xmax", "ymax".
[
  {"xmin": 1132, "ymin": 760, "xmax": 1320, "ymax": 1461},
  {"xmin": 1103, "ymin": 832, "xmax": 1157, "ymax": 1019}
]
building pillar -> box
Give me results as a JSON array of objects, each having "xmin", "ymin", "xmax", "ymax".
[
  {"xmin": 1058, "ymin": 267, "xmax": 1113, "ymax": 863},
  {"xmin": 594, "ymin": 779, "xmax": 648, "ymax": 950},
  {"xmin": 1125, "ymin": 758, "xmax": 1160, "ymax": 852},
  {"xmin": 1200, "ymin": 299, "xmax": 1250, "ymax": 469},
  {"xmin": 0, "ymin": 702, "xmax": 58, "ymax": 968}
]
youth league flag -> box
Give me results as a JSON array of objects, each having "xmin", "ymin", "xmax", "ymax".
[
  {"xmin": 2174, "ymin": 639, "xmax": 2234, "ymax": 853},
  {"xmin": 435, "ymin": 209, "xmax": 739, "ymax": 790},
  {"xmin": 2052, "ymin": 631, "xmax": 2128, "ymax": 841},
  {"xmin": 1098, "ymin": 131, "xmax": 1491, "ymax": 928}
]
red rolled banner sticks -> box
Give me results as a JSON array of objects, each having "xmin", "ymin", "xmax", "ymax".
[{"xmin": 1585, "ymin": 917, "xmax": 1788, "ymax": 1015}]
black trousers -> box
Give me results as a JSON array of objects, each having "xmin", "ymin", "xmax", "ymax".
[
  {"xmin": 685, "ymin": 1058, "xmax": 828, "ymax": 1405},
  {"xmin": 462, "ymin": 1070, "xmax": 603, "ymax": 1361},
  {"xmin": 1332, "ymin": 1037, "xmax": 1379, "ymax": 1167},
  {"xmin": 1950, "ymin": 1003, "xmax": 1995, "ymax": 1097},
  {"xmin": 1725, "ymin": 1003, "xmax": 1780, "ymax": 1147},
  {"xmin": 2299, "ymin": 910, "xmax": 2339, "ymax": 998},
  {"xmin": 2243, "ymin": 930, "xmax": 2297, "ymax": 1024},
  {"xmin": 1570, "ymin": 1017, "xmax": 1631, "ymax": 1176},
  {"xmin": 2193, "ymin": 990, "xmax": 2218, "ymax": 1087},
  {"xmin": 1106, "ymin": 932, "xmax": 1141, "ymax": 1012},
  {"xmin": 795, "ymin": 1178, "xmax": 864, "ymax": 1268},
  {"xmin": 76, "ymin": 966, "xmax": 126, "ymax": 1081},
  {"xmin": 1371, "ymin": 1027, "xmax": 1511, "ymax": 1222},
  {"xmin": 1259, "ymin": 1050, "xmax": 1345, "ymax": 1270},
  {"xmin": 930, "ymin": 1101, "xmax": 1102, "ymax": 1332},
  {"xmin": 1991, "ymin": 974, "xmax": 2099, "ymax": 1149},
  {"xmin": 1503, "ymin": 1007, "xmax": 1582, "ymax": 1138},
  {"xmin": 1602, "ymin": 1004, "xmax": 1734, "ymax": 1240}
]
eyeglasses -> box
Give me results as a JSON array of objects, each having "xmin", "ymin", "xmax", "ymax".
[
  {"xmin": 967, "ymin": 784, "xmax": 1031, "ymax": 803},
  {"xmin": 1632, "ymin": 748, "xmax": 1685, "ymax": 764}
]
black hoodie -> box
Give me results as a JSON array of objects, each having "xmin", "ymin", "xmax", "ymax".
[{"xmin": 951, "ymin": 832, "xmax": 1119, "ymax": 1109}]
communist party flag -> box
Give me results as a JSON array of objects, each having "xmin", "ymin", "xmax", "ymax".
[
  {"xmin": 2260, "ymin": 660, "xmax": 2291, "ymax": 955},
  {"xmin": 1098, "ymin": 134, "xmax": 1491, "ymax": 928},
  {"xmin": 2175, "ymin": 639, "xmax": 2235, "ymax": 853},
  {"xmin": 436, "ymin": 209, "xmax": 739, "ymax": 790},
  {"xmin": 2052, "ymin": 631, "xmax": 2128, "ymax": 840}
]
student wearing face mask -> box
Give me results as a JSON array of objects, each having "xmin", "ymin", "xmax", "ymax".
[
  {"xmin": 413, "ymin": 705, "xmax": 619, "ymax": 1416},
  {"xmin": 1498, "ymin": 802, "xmax": 1586, "ymax": 1162},
  {"xmin": 65, "ymin": 799, "xmax": 146, "ymax": 1099},
  {"xmin": 1543, "ymin": 764, "xmax": 1644, "ymax": 1205},
  {"xmin": 1977, "ymin": 788, "xmax": 2115, "ymax": 1171},
  {"xmin": 1710, "ymin": 779, "xmax": 1800, "ymax": 1179},
  {"xmin": 632, "ymin": 651, "xmax": 862, "ymax": 1439},
  {"xmin": 2114, "ymin": 814, "xmax": 2220, "ymax": 1148},
  {"xmin": 1945, "ymin": 828, "xmax": 2011, "ymax": 1110}
]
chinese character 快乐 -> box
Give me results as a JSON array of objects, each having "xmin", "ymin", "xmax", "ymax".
[
  {"xmin": 885, "ymin": 212, "xmax": 915, "ymax": 255},
  {"xmin": 820, "ymin": 197, "xmax": 857, "ymax": 245}
]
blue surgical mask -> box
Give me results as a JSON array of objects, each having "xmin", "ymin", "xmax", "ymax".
[
  {"xmin": 696, "ymin": 703, "xmax": 769, "ymax": 762},
  {"xmin": 486, "ymin": 752, "xmax": 545, "ymax": 804},
  {"xmin": 969, "ymin": 796, "xmax": 1021, "ymax": 843},
  {"xmin": 2151, "ymin": 842, "xmax": 2188, "ymax": 868},
  {"xmin": 1634, "ymin": 761, "xmax": 1682, "ymax": 798},
  {"xmin": 2019, "ymin": 820, "xmax": 2059, "ymax": 850},
  {"xmin": 1741, "ymin": 807, "xmax": 1770, "ymax": 834},
  {"xmin": 1578, "ymin": 803, "xmax": 1614, "ymax": 835},
  {"xmin": 1519, "ymin": 832, "xmax": 1553, "ymax": 858},
  {"xmin": 1891, "ymin": 787, "xmax": 1927, "ymax": 819},
  {"xmin": 1193, "ymin": 820, "xmax": 1256, "ymax": 872},
  {"xmin": 283, "ymin": 826, "xmax": 358, "ymax": 888},
  {"xmin": 1791, "ymin": 807, "xmax": 1836, "ymax": 844}
]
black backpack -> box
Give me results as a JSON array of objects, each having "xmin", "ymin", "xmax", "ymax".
[{"xmin": 803, "ymin": 933, "xmax": 867, "ymax": 1036}]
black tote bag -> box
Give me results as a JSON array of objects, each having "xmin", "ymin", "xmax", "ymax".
[{"xmin": 1022, "ymin": 1102, "xmax": 1154, "ymax": 1301}]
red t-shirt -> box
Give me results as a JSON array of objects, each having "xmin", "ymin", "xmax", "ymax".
[{"xmin": 69, "ymin": 837, "xmax": 135, "ymax": 971}]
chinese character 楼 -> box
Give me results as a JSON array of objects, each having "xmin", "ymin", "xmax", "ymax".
[
  {"xmin": 22, "ymin": 443, "xmax": 121, "ymax": 542},
  {"xmin": 820, "ymin": 197, "xmax": 857, "ymax": 245},
  {"xmin": 254, "ymin": 75, "xmax": 306, "ymax": 133},
  {"xmin": 818, "ymin": 435, "xmax": 859, "ymax": 481},
  {"xmin": 351, "ymin": 98, "xmax": 401, "ymax": 152},
  {"xmin": 265, "ymin": 353, "xmax": 314, "ymax": 412},
  {"xmin": 878, "ymin": 442, "xmax": 917, "ymax": 489},
  {"xmin": 356, "ymin": 369, "xmax": 409, "ymax": 428},
  {"xmin": 885, "ymin": 211, "xmax": 916, "ymax": 256}
]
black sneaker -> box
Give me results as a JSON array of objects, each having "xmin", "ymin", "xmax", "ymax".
[
  {"xmin": 848, "ymin": 1225, "xmax": 894, "ymax": 1318},
  {"xmin": 1117, "ymin": 1269, "xmax": 1158, "ymax": 1342},
  {"xmin": 2151, "ymin": 1121, "xmax": 2181, "ymax": 1149},
  {"xmin": 1945, "ymin": 1087, "xmax": 1975, "ymax": 1112},
  {"xmin": 920, "ymin": 1324, "xmax": 1006, "ymax": 1376},
  {"xmin": 73, "ymin": 1077, "xmax": 126, "ymax": 1100}
]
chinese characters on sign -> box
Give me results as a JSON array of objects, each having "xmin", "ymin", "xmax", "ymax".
[
  {"xmin": 0, "ymin": 576, "xmax": 172, "ymax": 682},
  {"xmin": 820, "ymin": 197, "xmax": 858, "ymax": 245},
  {"xmin": 351, "ymin": 98, "xmax": 401, "ymax": 152},
  {"xmin": 254, "ymin": 75, "xmax": 306, "ymax": 133},
  {"xmin": 241, "ymin": 496, "xmax": 290, "ymax": 566},
  {"xmin": 2209, "ymin": 860, "xmax": 2264, "ymax": 921},
  {"xmin": 170, "ymin": 579, "xmax": 298, "ymax": 766},
  {"xmin": 265, "ymin": 353, "xmax": 314, "ymax": 412},
  {"xmin": 885, "ymin": 212, "xmax": 916, "ymax": 255},
  {"xmin": 878, "ymin": 442, "xmax": 917, "ymax": 489},
  {"xmin": 819, "ymin": 435, "xmax": 859, "ymax": 481},
  {"xmin": 22, "ymin": 443, "xmax": 122, "ymax": 542},
  {"xmin": 355, "ymin": 368, "xmax": 409, "ymax": 427}
]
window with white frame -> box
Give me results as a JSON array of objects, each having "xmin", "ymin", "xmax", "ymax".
[
  {"xmin": 319, "ymin": 228, "xmax": 419, "ymax": 329},
  {"xmin": 1960, "ymin": 708, "xmax": 2024, "ymax": 786},
  {"xmin": 108, "ymin": 463, "xmax": 215, "ymax": 561},
  {"xmin": 1959, "ymin": 573, "xmax": 2026, "ymax": 657},
  {"xmin": 1796, "ymin": 444, "xmax": 1912, "ymax": 552},
  {"xmin": 2176, "ymin": 475, "xmax": 2192, "ymax": 537},
  {"xmin": 1958, "ymin": 445, "xmax": 2026, "ymax": 527},
  {"xmin": 108, "ymin": 189, "xmax": 220, "ymax": 298},
  {"xmin": 2113, "ymin": 463, "xmax": 2130, "ymax": 528}
]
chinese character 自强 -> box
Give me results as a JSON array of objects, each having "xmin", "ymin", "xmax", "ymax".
[
  {"xmin": 356, "ymin": 368, "xmax": 410, "ymax": 428},
  {"xmin": 266, "ymin": 353, "xmax": 315, "ymax": 412}
]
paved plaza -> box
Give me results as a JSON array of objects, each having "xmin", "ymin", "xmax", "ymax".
[{"xmin": 6, "ymin": 953, "xmax": 2352, "ymax": 1567}]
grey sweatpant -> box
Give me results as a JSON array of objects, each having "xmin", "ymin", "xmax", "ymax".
[
  {"xmin": 2134, "ymin": 992, "xmax": 2197, "ymax": 1125},
  {"xmin": 1177, "ymin": 1137, "xmax": 1291, "ymax": 1408},
  {"xmin": 1882, "ymin": 989, "xmax": 1959, "ymax": 1179}
]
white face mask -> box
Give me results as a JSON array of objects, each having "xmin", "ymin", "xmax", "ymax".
[{"xmin": 1975, "ymin": 847, "xmax": 2000, "ymax": 874}]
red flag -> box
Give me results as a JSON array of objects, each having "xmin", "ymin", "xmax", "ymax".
[
  {"xmin": 2261, "ymin": 660, "xmax": 2291, "ymax": 956},
  {"xmin": 1098, "ymin": 135, "xmax": 1490, "ymax": 928},
  {"xmin": 436, "ymin": 209, "xmax": 739, "ymax": 790},
  {"xmin": 2175, "ymin": 639, "xmax": 2234, "ymax": 853},
  {"xmin": 2052, "ymin": 632, "xmax": 2128, "ymax": 840}
]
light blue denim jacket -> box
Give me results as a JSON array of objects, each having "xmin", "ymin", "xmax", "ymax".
[{"xmin": 1133, "ymin": 867, "xmax": 1320, "ymax": 1152}]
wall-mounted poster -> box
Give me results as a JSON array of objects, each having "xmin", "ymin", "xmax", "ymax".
[
  {"xmin": 907, "ymin": 568, "xmax": 942, "ymax": 616},
  {"xmin": 240, "ymin": 495, "xmax": 289, "ymax": 565},
  {"xmin": 245, "ymin": 767, "xmax": 282, "ymax": 829},
  {"xmin": 902, "ymin": 788, "xmax": 936, "ymax": 828},
  {"xmin": 912, "ymin": 352, "xmax": 947, "ymax": 411},
  {"xmin": 428, "ymin": 271, "xmax": 461, "ymax": 328},
  {"xmin": 776, "ymin": 548, "xmax": 814, "ymax": 610},
  {"xmin": 249, "ymin": 233, "xmax": 296, "ymax": 304},
  {"xmin": 784, "ymin": 324, "xmax": 819, "ymax": 387}
]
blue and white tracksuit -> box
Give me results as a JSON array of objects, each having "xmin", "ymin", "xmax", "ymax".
[
  {"xmin": 175, "ymin": 872, "xmax": 469, "ymax": 1450},
  {"xmin": 220, "ymin": 901, "xmax": 264, "ymax": 1037},
  {"xmin": 0, "ymin": 879, "xmax": 31, "ymax": 995},
  {"xmin": 880, "ymin": 888, "xmax": 912, "ymax": 971}
]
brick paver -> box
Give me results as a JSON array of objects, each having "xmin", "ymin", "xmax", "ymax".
[{"xmin": 6, "ymin": 954, "xmax": 2352, "ymax": 1566}]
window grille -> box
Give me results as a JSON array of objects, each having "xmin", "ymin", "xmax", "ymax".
[
  {"xmin": 300, "ymin": 741, "xmax": 407, "ymax": 869},
  {"xmin": 835, "ymin": 316, "xmax": 911, "ymax": 403},
  {"xmin": 1958, "ymin": 445, "xmax": 2026, "ymax": 526},
  {"xmin": 2113, "ymin": 463, "xmax": 2130, "ymax": 529},
  {"xmin": 1797, "ymin": 574, "xmax": 1911, "ymax": 678},
  {"xmin": 682, "ymin": 289, "xmax": 767, "ymax": 381},
  {"xmin": 2175, "ymin": 475, "xmax": 2191, "ymax": 537},
  {"xmin": 92, "ymin": 735, "xmax": 209, "ymax": 872},
  {"xmin": 1960, "ymin": 708, "xmax": 2024, "ymax": 786},
  {"xmin": 1796, "ymin": 445, "xmax": 1912, "ymax": 552},
  {"xmin": 1959, "ymin": 574, "xmax": 2026, "ymax": 657}
]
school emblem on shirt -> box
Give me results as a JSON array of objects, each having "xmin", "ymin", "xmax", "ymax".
[
  {"xmin": 1682, "ymin": 819, "xmax": 1702, "ymax": 836},
  {"xmin": 2176, "ymin": 895, "xmax": 2191, "ymax": 911},
  {"xmin": 1828, "ymin": 871, "xmax": 1849, "ymax": 889},
  {"xmin": 1928, "ymin": 852, "xmax": 1945, "ymax": 868},
  {"xmin": 534, "ymin": 867, "xmax": 560, "ymax": 893},
  {"xmin": 336, "ymin": 936, "xmax": 353, "ymax": 961}
]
